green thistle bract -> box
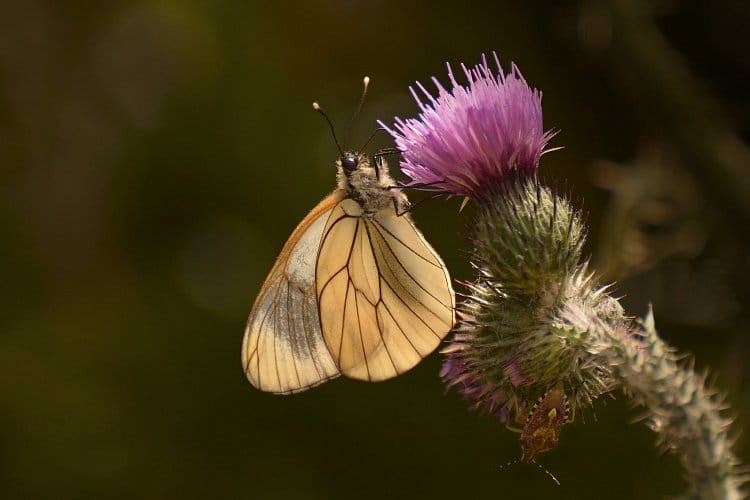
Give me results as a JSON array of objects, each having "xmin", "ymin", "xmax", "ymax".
[{"xmin": 442, "ymin": 180, "xmax": 615, "ymax": 423}]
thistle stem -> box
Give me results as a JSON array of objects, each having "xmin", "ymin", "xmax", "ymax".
[{"xmin": 562, "ymin": 301, "xmax": 746, "ymax": 499}]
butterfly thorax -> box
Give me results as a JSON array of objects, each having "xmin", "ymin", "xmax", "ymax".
[{"xmin": 336, "ymin": 152, "xmax": 408, "ymax": 215}]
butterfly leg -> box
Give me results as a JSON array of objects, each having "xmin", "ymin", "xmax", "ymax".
[
  {"xmin": 392, "ymin": 197, "xmax": 411, "ymax": 217},
  {"xmin": 373, "ymin": 147, "xmax": 403, "ymax": 160},
  {"xmin": 387, "ymin": 180, "xmax": 447, "ymax": 191},
  {"xmin": 392, "ymin": 193, "xmax": 442, "ymax": 216},
  {"xmin": 373, "ymin": 148, "xmax": 403, "ymax": 181}
]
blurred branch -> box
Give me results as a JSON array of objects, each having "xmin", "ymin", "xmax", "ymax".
[{"xmin": 607, "ymin": 0, "xmax": 750, "ymax": 222}]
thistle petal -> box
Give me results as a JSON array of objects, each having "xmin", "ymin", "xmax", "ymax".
[{"xmin": 379, "ymin": 53, "xmax": 554, "ymax": 198}]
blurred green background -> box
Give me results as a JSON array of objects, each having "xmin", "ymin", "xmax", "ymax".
[{"xmin": 1, "ymin": 1, "xmax": 749, "ymax": 498}]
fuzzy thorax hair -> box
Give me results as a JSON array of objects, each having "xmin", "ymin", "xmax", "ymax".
[{"xmin": 336, "ymin": 152, "xmax": 408, "ymax": 215}]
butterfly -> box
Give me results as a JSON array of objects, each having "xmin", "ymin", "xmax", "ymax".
[{"xmin": 241, "ymin": 93, "xmax": 455, "ymax": 395}]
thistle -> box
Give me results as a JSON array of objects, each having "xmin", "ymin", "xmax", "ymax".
[
  {"xmin": 381, "ymin": 54, "xmax": 746, "ymax": 498},
  {"xmin": 380, "ymin": 54, "xmax": 553, "ymax": 200}
]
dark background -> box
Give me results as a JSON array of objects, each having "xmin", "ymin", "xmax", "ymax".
[{"xmin": 1, "ymin": 1, "xmax": 748, "ymax": 498}]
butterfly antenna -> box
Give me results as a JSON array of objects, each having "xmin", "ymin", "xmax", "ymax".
[
  {"xmin": 343, "ymin": 76, "xmax": 370, "ymax": 150},
  {"xmin": 359, "ymin": 126, "xmax": 385, "ymax": 152},
  {"xmin": 312, "ymin": 102, "xmax": 344, "ymax": 157},
  {"xmin": 531, "ymin": 460, "xmax": 561, "ymax": 486}
]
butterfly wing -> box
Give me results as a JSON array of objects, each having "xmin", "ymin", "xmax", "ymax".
[
  {"xmin": 242, "ymin": 193, "xmax": 344, "ymax": 394},
  {"xmin": 316, "ymin": 198, "xmax": 455, "ymax": 381}
]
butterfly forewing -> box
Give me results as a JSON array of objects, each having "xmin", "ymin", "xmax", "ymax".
[
  {"xmin": 316, "ymin": 199, "xmax": 455, "ymax": 381},
  {"xmin": 242, "ymin": 194, "xmax": 343, "ymax": 394}
]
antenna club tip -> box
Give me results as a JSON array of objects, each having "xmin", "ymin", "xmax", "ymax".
[
  {"xmin": 312, "ymin": 102, "xmax": 321, "ymax": 110},
  {"xmin": 363, "ymin": 76, "xmax": 370, "ymax": 85}
]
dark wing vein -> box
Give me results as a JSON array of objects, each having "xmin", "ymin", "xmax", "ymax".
[
  {"xmin": 272, "ymin": 282, "xmax": 282, "ymax": 389},
  {"xmin": 371, "ymin": 222, "xmax": 453, "ymax": 311},
  {"xmin": 286, "ymin": 284, "xmax": 301, "ymax": 388},
  {"xmin": 320, "ymin": 214, "xmax": 356, "ymax": 248},
  {"xmin": 353, "ymin": 288, "xmax": 371, "ymax": 381},
  {"xmin": 378, "ymin": 287, "xmax": 422, "ymax": 357},
  {"xmin": 380, "ymin": 273, "xmax": 442, "ymax": 341},
  {"xmin": 363, "ymin": 223, "xmax": 398, "ymax": 375},
  {"xmin": 372, "ymin": 218, "xmax": 441, "ymax": 268},
  {"xmin": 334, "ymin": 219, "xmax": 360, "ymax": 366},
  {"xmin": 370, "ymin": 225, "xmax": 451, "ymax": 327},
  {"xmin": 338, "ymin": 277, "xmax": 351, "ymax": 363},
  {"xmin": 345, "ymin": 219, "xmax": 361, "ymax": 266},
  {"xmin": 317, "ymin": 266, "xmax": 348, "ymax": 297},
  {"xmin": 299, "ymin": 285, "xmax": 323, "ymax": 379},
  {"xmin": 248, "ymin": 273, "xmax": 285, "ymax": 388},
  {"xmin": 246, "ymin": 278, "xmax": 278, "ymax": 366}
]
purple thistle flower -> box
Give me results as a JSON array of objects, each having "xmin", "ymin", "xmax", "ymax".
[{"xmin": 379, "ymin": 53, "xmax": 555, "ymax": 198}]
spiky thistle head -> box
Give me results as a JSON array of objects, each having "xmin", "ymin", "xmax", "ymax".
[
  {"xmin": 379, "ymin": 53, "xmax": 555, "ymax": 200},
  {"xmin": 441, "ymin": 181, "xmax": 618, "ymax": 427}
]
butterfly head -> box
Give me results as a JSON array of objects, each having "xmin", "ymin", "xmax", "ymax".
[
  {"xmin": 340, "ymin": 153, "xmax": 359, "ymax": 173},
  {"xmin": 340, "ymin": 152, "xmax": 371, "ymax": 176},
  {"xmin": 336, "ymin": 151, "xmax": 375, "ymax": 186}
]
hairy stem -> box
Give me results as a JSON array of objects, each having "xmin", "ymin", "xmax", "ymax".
[{"xmin": 562, "ymin": 301, "xmax": 746, "ymax": 499}]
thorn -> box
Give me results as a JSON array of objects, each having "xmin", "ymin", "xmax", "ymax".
[{"xmin": 459, "ymin": 196, "xmax": 471, "ymax": 212}]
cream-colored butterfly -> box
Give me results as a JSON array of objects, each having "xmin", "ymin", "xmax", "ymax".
[{"xmin": 241, "ymin": 85, "xmax": 455, "ymax": 394}]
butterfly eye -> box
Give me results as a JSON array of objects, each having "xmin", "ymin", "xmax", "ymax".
[{"xmin": 341, "ymin": 155, "xmax": 358, "ymax": 172}]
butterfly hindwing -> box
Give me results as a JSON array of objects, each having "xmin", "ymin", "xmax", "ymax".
[{"xmin": 316, "ymin": 198, "xmax": 455, "ymax": 381}]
